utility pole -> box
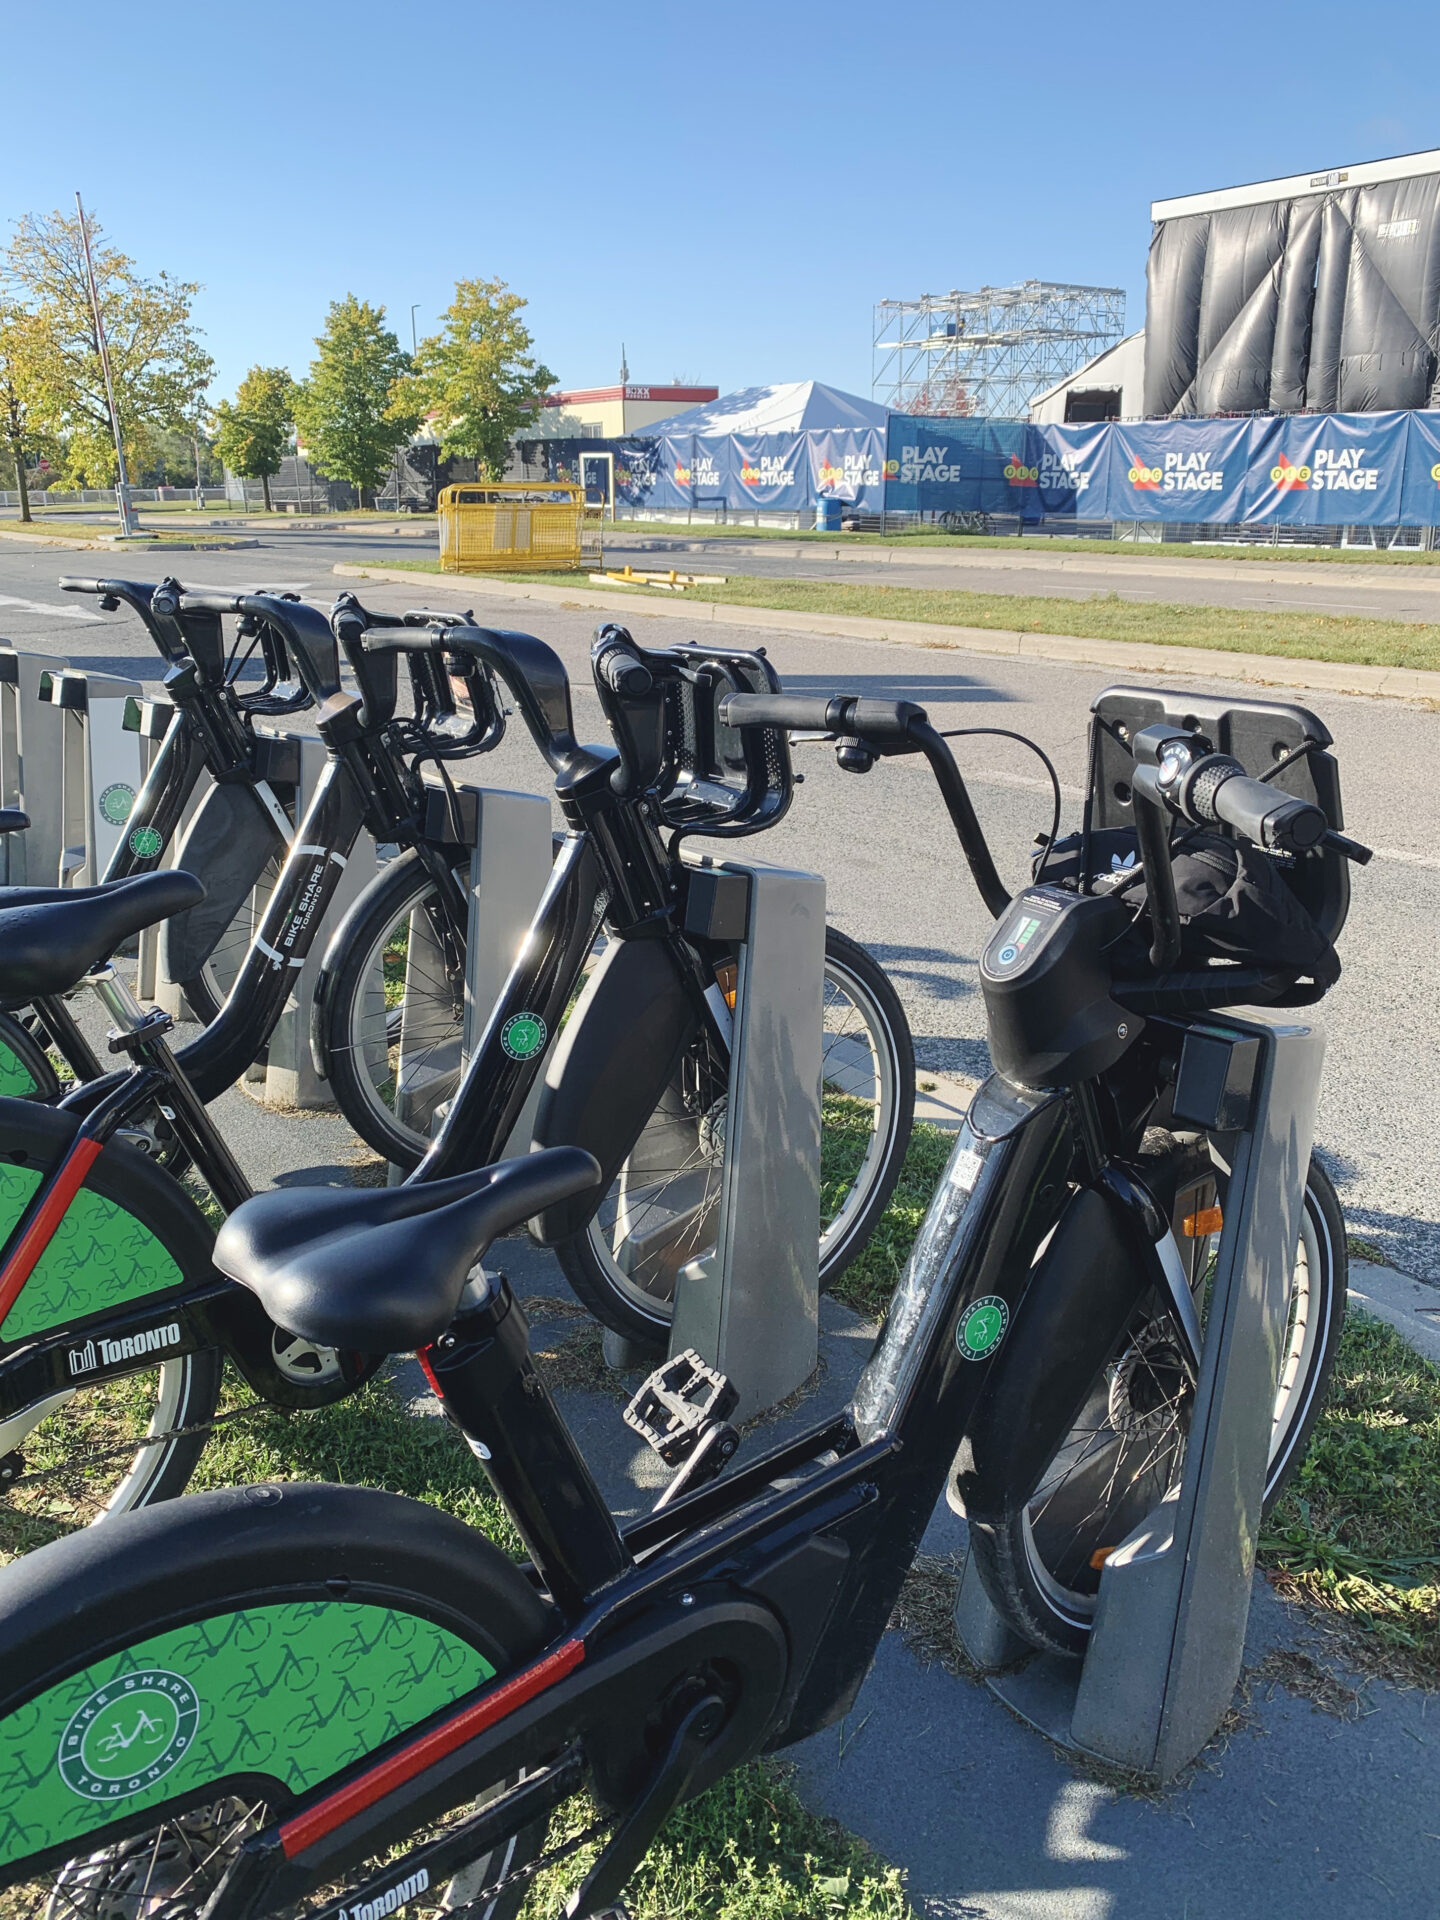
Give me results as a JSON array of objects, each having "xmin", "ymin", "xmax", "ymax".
[
  {"xmin": 75, "ymin": 191, "xmax": 142, "ymax": 539},
  {"xmin": 410, "ymin": 304, "xmax": 420, "ymax": 356}
]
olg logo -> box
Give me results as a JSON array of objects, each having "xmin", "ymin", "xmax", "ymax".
[
  {"xmin": 1003, "ymin": 457, "xmax": 1038, "ymax": 486},
  {"xmin": 58, "ymin": 1671, "xmax": 200, "ymax": 1799}
]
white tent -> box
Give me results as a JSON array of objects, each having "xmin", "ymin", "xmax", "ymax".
[{"xmin": 633, "ymin": 381, "xmax": 888, "ymax": 437}]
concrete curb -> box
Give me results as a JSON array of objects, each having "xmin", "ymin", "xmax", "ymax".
[{"xmin": 333, "ymin": 561, "xmax": 1440, "ymax": 705}]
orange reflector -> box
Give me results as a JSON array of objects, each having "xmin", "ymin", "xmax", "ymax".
[
  {"xmin": 714, "ymin": 961, "xmax": 738, "ymax": 1011},
  {"xmin": 1183, "ymin": 1205, "xmax": 1224, "ymax": 1238},
  {"xmin": 1090, "ymin": 1547, "xmax": 1116, "ymax": 1571}
]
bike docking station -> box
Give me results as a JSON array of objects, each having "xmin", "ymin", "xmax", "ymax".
[
  {"xmin": 952, "ymin": 1006, "xmax": 1327, "ymax": 1783},
  {"xmin": 609, "ymin": 856, "xmax": 828, "ymax": 1425},
  {"xmin": 385, "ymin": 779, "xmax": 553, "ymax": 1169},
  {"xmin": 0, "ymin": 652, "xmax": 146, "ymax": 888}
]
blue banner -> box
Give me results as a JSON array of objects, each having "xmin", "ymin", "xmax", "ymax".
[
  {"xmin": 1105, "ymin": 419, "xmax": 1250, "ymax": 523},
  {"xmin": 1401, "ymin": 412, "xmax": 1440, "ymax": 525},
  {"xmin": 1026, "ymin": 423, "xmax": 1114, "ymax": 518},
  {"xmin": 810, "ymin": 429, "xmax": 885, "ymax": 510},
  {"xmin": 732, "ymin": 434, "xmax": 809, "ymax": 512},
  {"xmin": 884, "ymin": 419, "xmax": 991, "ymax": 513},
  {"xmin": 1244, "ymin": 411, "xmax": 1408, "ymax": 525}
]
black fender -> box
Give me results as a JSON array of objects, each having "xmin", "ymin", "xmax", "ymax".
[
  {"xmin": 160, "ymin": 780, "xmax": 286, "ymax": 983},
  {"xmin": 952, "ymin": 1182, "xmax": 1149, "ymax": 1522},
  {"xmin": 529, "ymin": 936, "xmax": 700, "ymax": 1244}
]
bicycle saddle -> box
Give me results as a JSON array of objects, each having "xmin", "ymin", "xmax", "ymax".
[
  {"xmin": 213, "ymin": 1148, "xmax": 602, "ymax": 1352},
  {"xmin": 0, "ymin": 870, "xmax": 206, "ymax": 1001}
]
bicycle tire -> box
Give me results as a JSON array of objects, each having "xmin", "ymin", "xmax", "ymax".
[
  {"xmin": 0, "ymin": 1012, "xmax": 60, "ymax": 1101},
  {"xmin": 0, "ymin": 1100, "xmax": 224, "ymax": 1562},
  {"xmin": 555, "ymin": 926, "xmax": 915, "ymax": 1344},
  {"xmin": 0, "ymin": 1482, "xmax": 557, "ymax": 1917},
  {"xmin": 317, "ymin": 846, "xmax": 471, "ymax": 1166},
  {"xmin": 966, "ymin": 1149, "xmax": 1346, "ymax": 1657}
]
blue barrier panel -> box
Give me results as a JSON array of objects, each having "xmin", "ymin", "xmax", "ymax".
[
  {"xmin": 1398, "ymin": 412, "xmax": 1440, "ymax": 525},
  {"xmin": 810, "ymin": 429, "xmax": 886, "ymax": 511},
  {"xmin": 1027, "ymin": 423, "xmax": 1115, "ymax": 518},
  {"xmin": 883, "ymin": 418, "xmax": 990, "ymax": 513},
  {"xmin": 1244, "ymin": 411, "xmax": 1408, "ymax": 525},
  {"xmin": 1106, "ymin": 419, "xmax": 1250, "ymax": 523},
  {"xmin": 732, "ymin": 434, "xmax": 810, "ymax": 512}
]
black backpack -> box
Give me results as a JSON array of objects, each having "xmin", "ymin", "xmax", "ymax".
[{"xmin": 1037, "ymin": 827, "xmax": 1341, "ymax": 987}]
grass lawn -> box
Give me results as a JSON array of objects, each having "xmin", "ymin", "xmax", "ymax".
[
  {"xmin": 358, "ymin": 558, "xmax": 1440, "ymax": 672},
  {"xmin": 610, "ymin": 519, "xmax": 1440, "ymax": 565}
]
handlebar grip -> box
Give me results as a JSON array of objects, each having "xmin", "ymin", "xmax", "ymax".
[
  {"xmin": 719, "ymin": 691, "xmax": 849, "ymax": 732},
  {"xmin": 1185, "ymin": 756, "xmax": 1328, "ymax": 852},
  {"xmin": 595, "ymin": 647, "xmax": 653, "ymax": 699},
  {"xmin": 59, "ymin": 577, "xmax": 106, "ymax": 595}
]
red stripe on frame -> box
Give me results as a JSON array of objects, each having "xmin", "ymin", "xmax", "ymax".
[
  {"xmin": 0, "ymin": 1136, "xmax": 103, "ymax": 1326},
  {"xmin": 279, "ymin": 1637, "xmax": 586, "ymax": 1859}
]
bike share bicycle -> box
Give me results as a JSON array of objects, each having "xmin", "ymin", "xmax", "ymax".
[
  {"xmin": 0, "ymin": 576, "xmax": 316, "ymax": 1097},
  {"xmin": 0, "ymin": 660, "xmax": 1368, "ymax": 1920},
  {"xmin": 0, "ymin": 619, "xmax": 910, "ymax": 1543},
  {"xmin": 0, "ymin": 589, "xmax": 507, "ymax": 1542}
]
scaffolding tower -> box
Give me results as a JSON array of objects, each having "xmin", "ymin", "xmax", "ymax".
[{"xmin": 872, "ymin": 281, "xmax": 1126, "ymax": 419}]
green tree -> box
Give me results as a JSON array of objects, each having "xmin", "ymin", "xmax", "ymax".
[
  {"xmin": 3, "ymin": 208, "xmax": 213, "ymax": 488},
  {"xmin": 406, "ymin": 278, "xmax": 555, "ymax": 478},
  {"xmin": 293, "ymin": 296, "xmax": 418, "ymax": 505},
  {"xmin": 0, "ymin": 300, "xmax": 40, "ymax": 521},
  {"xmin": 213, "ymin": 365, "xmax": 298, "ymax": 510}
]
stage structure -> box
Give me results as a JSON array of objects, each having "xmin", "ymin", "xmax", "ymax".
[
  {"xmin": 872, "ymin": 282, "xmax": 1126, "ymax": 420},
  {"xmin": 1146, "ymin": 147, "xmax": 1440, "ymax": 418}
]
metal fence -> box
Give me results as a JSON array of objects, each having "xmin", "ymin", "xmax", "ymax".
[{"xmin": 0, "ymin": 487, "xmax": 227, "ymax": 510}]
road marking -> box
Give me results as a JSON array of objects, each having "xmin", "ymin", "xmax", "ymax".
[{"xmin": 0, "ymin": 594, "xmax": 103, "ymax": 623}]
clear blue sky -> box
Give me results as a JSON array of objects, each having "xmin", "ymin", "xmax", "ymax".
[{"xmin": 7, "ymin": 0, "xmax": 1434, "ymax": 407}]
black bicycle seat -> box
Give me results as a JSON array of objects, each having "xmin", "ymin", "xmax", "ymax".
[
  {"xmin": 213, "ymin": 1148, "xmax": 601, "ymax": 1352},
  {"xmin": 0, "ymin": 810, "xmax": 29, "ymax": 834},
  {"xmin": 0, "ymin": 870, "xmax": 206, "ymax": 1000}
]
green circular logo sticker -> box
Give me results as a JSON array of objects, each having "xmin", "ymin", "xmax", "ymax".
[
  {"xmin": 128, "ymin": 824, "xmax": 164, "ymax": 859},
  {"xmin": 58, "ymin": 1670, "xmax": 200, "ymax": 1800},
  {"xmin": 98, "ymin": 782, "xmax": 137, "ymax": 827},
  {"xmin": 957, "ymin": 1295, "xmax": 1009, "ymax": 1362},
  {"xmin": 500, "ymin": 1012, "xmax": 548, "ymax": 1061}
]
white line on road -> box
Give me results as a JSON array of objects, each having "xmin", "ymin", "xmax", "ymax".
[
  {"xmin": 1368, "ymin": 845, "xmax": 1440, "ymax": 871},
  {"xmin": 0, "ymin": 594, "xmax": 103, "ymax": 623}
]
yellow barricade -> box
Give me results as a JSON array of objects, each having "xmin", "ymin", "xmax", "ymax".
[{"xmin": 437, "ymin": 483, "xmax": 585, "ymax": 573}]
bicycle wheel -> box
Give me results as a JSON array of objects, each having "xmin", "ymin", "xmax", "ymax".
[
  {"xmin": 0, "ymin": 1349, "xmax": 222, "ymax": 1564},
  {"xmin": 319, "ymin": 847, "xmax": 470, "ymax": 1166},
  {"xmin": 967, "ymin": 1150, "xmax": 1346, "ymax": 1657},
  {"xmin": 556, "ymin": 926, "xmax": 915, "ymax": 1344},
  {"xmin": 0, "ymin": 1483, "xmax": 557, "ymax": 1920},
  {"xmin": 0, "ymin": 1011, "xmax": 60, "ymax": 1100}
]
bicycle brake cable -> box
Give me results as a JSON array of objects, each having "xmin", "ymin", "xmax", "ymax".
[{"xmin": 934, "ymin": 727, "xmax": 1063, "ymax": 882}]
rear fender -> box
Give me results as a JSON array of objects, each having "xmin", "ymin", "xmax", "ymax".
[{"xmin": 529, "ymin": 936, "xmax": 700, "ymax": 1244}]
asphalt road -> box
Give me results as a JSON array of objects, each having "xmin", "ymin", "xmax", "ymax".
[
  {"xmin": 12, "ymin": 508, "xmax": 1440, "ymax": 622},
  {"xmin": 1, "ymin": 527, "xmax": 1436, "ymax": 1277}
]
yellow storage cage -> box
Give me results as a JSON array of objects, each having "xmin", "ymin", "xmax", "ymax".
[{"xmin": 437, "ymin": 482, "xmax": 587, "ymax": 574}]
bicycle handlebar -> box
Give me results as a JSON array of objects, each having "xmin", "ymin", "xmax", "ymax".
[
  {"xmin": 719, "ymin": 690, "xmax": 1012, "ymax": 918},
  {"xmin": 179, "ymin": 591, "xmax": 342, "ymax": 703}
]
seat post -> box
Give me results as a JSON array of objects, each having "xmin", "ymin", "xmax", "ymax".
[{"xmin": 423, "ymin": 1278, "xmax": 631, "ymax": 1618}]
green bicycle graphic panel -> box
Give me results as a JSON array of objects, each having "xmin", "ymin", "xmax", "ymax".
[
  {"xmin": 0, "ymin": 1041, "xmax": 38, "ymax": 1100},
  {"xmin": 0, "ymin": 1601, "xmax": 494, "ymax": 1868},
  {"xmin": 0, "ymin": 1166, "xmax": 185, "ymax": 1344}
]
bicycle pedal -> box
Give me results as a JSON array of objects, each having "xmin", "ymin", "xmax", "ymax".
[{"xmin": 623, "ymin": 1349, "xmax": 738, "ymax": 1465}]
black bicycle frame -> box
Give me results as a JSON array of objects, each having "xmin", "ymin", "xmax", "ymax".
[{"xmin": 205, "ymin": 1071, "xmax": 1080, "ymax": 1920}]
